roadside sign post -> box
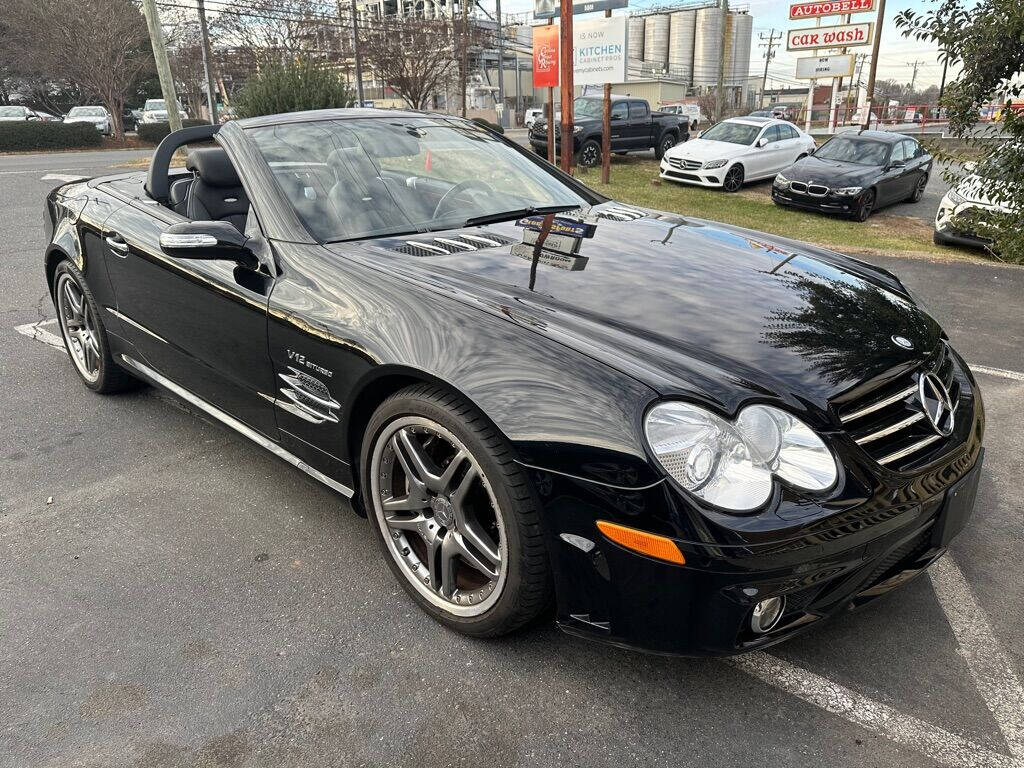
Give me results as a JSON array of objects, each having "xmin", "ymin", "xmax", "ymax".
[
  {"xmin": 602, "ymin": 8, "xmax": 612, "ymax": 185},
  {"xmin": 559, "ymin": 0, "xmax": 575, "ymax": 174},
  {"xmin": 532, "ymin": 18, "xmax": 559, "ymax": 163}
]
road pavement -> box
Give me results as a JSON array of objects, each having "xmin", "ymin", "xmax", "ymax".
[{"xmin": 3, "ymin": 149, "xmax": 1023, "ymax": 768}]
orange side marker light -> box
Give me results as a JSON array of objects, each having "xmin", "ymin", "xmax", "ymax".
[{"xmin": 595, "ymin": 520, "xmax": 686, "ymax": 565}]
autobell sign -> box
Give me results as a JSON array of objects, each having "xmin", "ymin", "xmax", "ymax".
[
  {"xmin": 789, "ymin": 0, "xmax": 875, "ymax": 20},
  {"xmin": 787, "ymin": 21, "xmax": 873, "ymax": 50},
  {"xmin": 795, "ymin": 54, "xmax": 856, "ymax": 79},
  {"xmin": 573, "ymin": 16, "xmax": 628, "ymax": 86}
]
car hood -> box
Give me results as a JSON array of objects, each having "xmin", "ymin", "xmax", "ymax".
[
  {"xmin": 342, "ymin": 206, "xmax": 940, "ymax": 423},
  {"xmin": 664, "ymin": 138, "xmax": 751, "ymax": 161},
  {"xmin": 784, "ymin": 155, "xmax": 879, "ymax": 186}
]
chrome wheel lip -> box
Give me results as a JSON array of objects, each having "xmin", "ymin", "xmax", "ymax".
[
  {"xmin": 55, "ymin": 273, "xmax": 100, "ymax": 383},
  {"xmin": 370, "ymin": 416, "xmax": 508, "ymax": 617}
]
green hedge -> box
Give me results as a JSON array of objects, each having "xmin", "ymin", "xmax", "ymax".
[
  {"xmin": 0, "ymin": 122, "xmax": 103, "ymax": 151},
  {"xmin": 137, "ymin": 119, "xmax": 210, "ymax": 144}
]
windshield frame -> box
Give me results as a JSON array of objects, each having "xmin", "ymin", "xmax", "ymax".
[{"xmin": 228, "ymin": 115, "xmax": 607, "ymax": 246}]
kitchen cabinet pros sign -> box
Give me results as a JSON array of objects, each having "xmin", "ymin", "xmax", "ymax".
[{"xmin": 573, "ymin": 16, "xmax": 628, "ymax": 86}]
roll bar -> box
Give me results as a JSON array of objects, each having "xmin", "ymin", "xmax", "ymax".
[{"xmin": 145, "ymin": 123, "xmax": 221, "ymax": 204}]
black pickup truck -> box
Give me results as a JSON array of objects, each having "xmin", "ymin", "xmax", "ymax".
[{"xmin": 529, "ymin": 95, "xmax": 688, "ymax": 167}]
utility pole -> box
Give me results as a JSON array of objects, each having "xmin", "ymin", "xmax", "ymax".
[
  {"xmin": 349, "ymin": 0, "xmax": 365, "ymax": 106},
  {"xmin": 861, "ymin": 0, "xmax": 886, "ymax": 130},
  {"xmin": 909, "ymin": 59, "xmax": 923, "ymax": 94},
  {"xmin": 558, "ymin": 0, "xmax": 574, "ymax": 173},
  {"xmin": 546, "ymin": 18, "xmax": 555, "ymax": 164},
  {"xmin": 496, "ymin": 0, "xmax": 505, "ymax": 127},
  {"xmin": 715, "ymin": 0, "xmax": 728, "ymax": 121},
  {"xmin": 601, "ymin": 6, "xmax": 611, "ymax": 185},
  {"xmin": 139, "ymin": 0, "xmax": 182, "ymax": 132},
  {"xmin": 461, "ymin": 0, "xmax": 470, "ymax": 117},
  {"xmin": 197, "ymin": 0, "xmax": 218, "ymax": 124},
  {"xmin": 757, "ymin": 29, "xmax": 781, "ymax": 108}
]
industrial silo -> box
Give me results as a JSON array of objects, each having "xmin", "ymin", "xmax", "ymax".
[
  {"xmin": 692, "ymin": 5, "xmax": 724, "ymax": 87},
  {"xmin": 643, "ymin": 13, "xmax": 670, "ymax": 74},
  {"xmin": 667, "ymin": 9, "xmax": 696, "ymax": 84},
  {"xmin": 628, "ymin": 16, "xmax": 646, "ymax": 62},
  {"xmin": 726, "ymin": 12, "xmax": 753, "ymax": 84}
]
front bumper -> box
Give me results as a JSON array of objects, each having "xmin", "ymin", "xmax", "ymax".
[
  {"xmin": 771, "ymin": 186, "xmax": 862, "ymax": 215},
  {"xmin": 529, "ymin": 380, "xmax": 984, "ymax": 656},
  {"xmin": 659, "ymin": 159, "xmax": 725, "ymax": 187},
  {"xmin": 934, "ymin": 198, "xmax": 995, "ymax": 249}
]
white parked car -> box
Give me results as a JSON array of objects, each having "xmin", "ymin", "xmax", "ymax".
[
  {"xmin": 934, "ymin": 158, "xmax": 1015, "ymax": 249},
  {"xmin": 0, "ymin": 105, "xmax": 42, "ymax": 122},
  {"xmin": 658, "ymin": 103, "xmax": 702, "ymax": 130},
  {"xmin": 140, "ymin": 98, "xmax": 188, "ymax": 124},
  {"xmin": 524, "ymin": 108, "xmax": 544, "ymax": 129},
  {"xmin": 660, "ymin": 117, "xmax": 817, "ymax": 192},
  {"xmin": 64, "ymin": 106, "xmax": 113, "ymax": 135}
]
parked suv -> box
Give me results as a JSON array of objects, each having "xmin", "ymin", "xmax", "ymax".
[{"xmin": 530, "ymin": 95, "xmax": 687, "ymax": 167}]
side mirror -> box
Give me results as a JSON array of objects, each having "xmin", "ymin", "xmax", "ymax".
[
  {"xmin": 757, "ymin": 137, "xmax": 769, "ymax": 148},
  {"xmin": 887, "ymin": 159, "xmax": 906, "ymax": 171},
  {"xmin": 160, "ymin": 221, "xmax": 258, "ymax": 268}
]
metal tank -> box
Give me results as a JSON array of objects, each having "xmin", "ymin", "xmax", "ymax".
[
  {"xmin": 628, "ymin": 16, "xmax": 646, "ymax": 63},
  {"xmin": 692, "ymin": 5, "xmax": 724, "ymax": 87},
  {"xmin": 726, "ymin": 11, "xmax": 753, "ymax": 85},
  {"xmin": 667, "ymin": 9, "xmax": 696, "ymax": 84},
  {"xmin": 643, "ymin": 13, "xmax": 670, "ymax": 73}
]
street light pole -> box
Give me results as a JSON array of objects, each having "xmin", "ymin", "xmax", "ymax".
[
  {"xmin": 139, "ymin": 0, "xmax": 182, "ymax": 132},
  {"xmin": 197, "ymin": 0, "xmax": 218, "ymax": 124}
]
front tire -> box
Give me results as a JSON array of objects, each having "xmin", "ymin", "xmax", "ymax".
[
  {"xmin": 361, "ymin": 384, "xmax": 552, "ymax": 637},
  {"xmin": 854, "ymin": 188, "xmax": 876, "ymax": 222},
  {"xmin": 655, "ymin": 132, "xmax": 678, "ymax": 160},
  {"xmin": 576, "ymin": 139, "xmax": 601, "ymax": 168},
  {"xmin": 52, "ymin": 259, "xmax": 136, "ymax": 393},
  {"xmin": 722, "ymin": 164, "xmax": 745, "ymax": 192}
]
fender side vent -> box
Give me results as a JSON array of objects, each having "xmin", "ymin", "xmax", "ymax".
[
  {"xmin": 391, "ymin": 232, "xmax": 515, "ymax": 256},
  {"xmin": 596, "ymin": 206, "xmax": 646, "ymax": 221}
]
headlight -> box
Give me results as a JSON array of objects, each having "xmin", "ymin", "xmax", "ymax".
[
  {"xmin": 644, "ymin": 401, "xmax": 838, "ymax": 512},
  {"xmin": 946, "ymin": 188, "xmax": 967, "ymax": 205},
  {"xmin": 834, "ymin": 186, "xmax": 863, "ymax": 196},
  {"xmin": 774, "ymin": 174, "xmax": 790, "ymax": 188},
  {"xmin": 703, "ymin": 159, "xmax": 727, "ymax": 169}
]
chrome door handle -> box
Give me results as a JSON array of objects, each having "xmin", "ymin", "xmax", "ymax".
[{"xmin": 104, "ymin": 234, "xmax": 129, "ymax": 256}]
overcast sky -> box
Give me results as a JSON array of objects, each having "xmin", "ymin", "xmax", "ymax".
[{"xmin": 500, "ymin": 0, "xmax": 953, "ymax": 91}]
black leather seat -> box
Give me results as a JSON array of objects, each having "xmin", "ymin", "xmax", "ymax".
[
  {"xmin": 168, "ymin": 177, "xmax": 192, "ymax": 216},
  {"xmin": 184, "ymin": 147, "xmax": 249, "ymax": 232}
]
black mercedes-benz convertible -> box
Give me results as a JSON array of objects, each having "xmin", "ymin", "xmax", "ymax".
[{"xmin": 42, "ymin": 109, "xmax": 984, "ymax": 655}]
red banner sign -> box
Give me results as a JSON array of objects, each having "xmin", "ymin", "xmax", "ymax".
[
  {"xmin": 789, "ymin": 0, "xmax": 875, "ymax": 20},
  {"xmin": 533, "ymin": 25, "xmax": 559, "ymax": 89}
]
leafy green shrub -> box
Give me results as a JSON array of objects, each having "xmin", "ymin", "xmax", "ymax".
[
  {"xmin": 470, "ymin": 117, "xmax": 505, "ymax": 134},
  {"xmin": 233, "ymin": 61, "xmax": 352, "ymax": 119},
  {"xmin": 0, "ymin": 122, "xmax": 103, "ymax": 151},
  {"xmin": 136, "ymin": 119, "xmax": 209, "ymax": 145}
]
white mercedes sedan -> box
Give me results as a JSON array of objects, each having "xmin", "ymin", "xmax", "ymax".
[{"xmin": 659, "ymin": 117, "xmax": 817, "ymax": 192}]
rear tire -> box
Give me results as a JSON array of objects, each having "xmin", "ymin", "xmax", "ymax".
[
  {"xmin": 361, "ymin": 384, "xmax": 552, "ymax": 638},
  {"xmin": 908, "ymin": 173, "xmax": 928, "ymax": 202},
  {"xmin": 52, "ymin": 259, "xmax": 137, "ymax": 394}
]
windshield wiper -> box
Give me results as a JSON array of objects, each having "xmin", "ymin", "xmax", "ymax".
[{"xmin": 461, "ymin": 204, "xmax": 581, "ymax": 228}]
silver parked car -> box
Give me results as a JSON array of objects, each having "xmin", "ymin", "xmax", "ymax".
[
  {"xmin": 0, "ymin": 105, "xmax": 42, "ymax": 122},
  {"xmin": 64, "ymin": 106, "xmax": 113, "ymax": 136},
  {"xmin": 140, "ymin": 98, "xmax": 188, "ymax": 124}
]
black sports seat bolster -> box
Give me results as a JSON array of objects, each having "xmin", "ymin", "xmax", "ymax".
[
  {"xmin": 168, "ymin": 178, "xmax": 192, "ymax": 216},
  {"xmin": 184, "ymin": 147, "xmax": 249, "ymax": 232}
]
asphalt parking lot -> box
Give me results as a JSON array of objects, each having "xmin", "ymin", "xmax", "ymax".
[{"xmin": 2, "ymin": 149, "xmax": 1023, "ymax": 768}]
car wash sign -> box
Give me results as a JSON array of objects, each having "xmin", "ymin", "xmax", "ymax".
[
  {"xmin": 789, "ymin": 0, "xmax": 874, "ymax": 20},
  {"xmin": 573, "ymin": 16, "xmax": 628, "ymax": 86},
  {"xmin": 787, "ymin": 21, "xmax": 873, "ymax": 50}
]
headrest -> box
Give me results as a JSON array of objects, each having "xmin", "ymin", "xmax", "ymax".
[{"xmin": 186, "ymin": 147, "xmax": 240, "ymax": 187}]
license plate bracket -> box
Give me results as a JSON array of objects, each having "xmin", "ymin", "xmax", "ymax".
[{"xmin": 931, "ymin": 451, "xmax": 984, "ymax": 549}]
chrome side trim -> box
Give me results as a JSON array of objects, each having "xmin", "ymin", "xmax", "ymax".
[
  {"xmin": 105, "ymin": 307, "xmax": 168, "ymax": 344},
  {"xmin": 119, "ymin": 354, "xmax": 354, "ymax": 498},
  {"xmin": 841, "ymin": 384, "xmax": 917, "ymax": 423},
  {"xmin": 877, "ymin": 434, "xmax": 941, "ymax": 466},
  {"xmin": 855, "ymin": 412, "xmax": 925, "ymax": 445},
  {"xmin": 513, "ymin": 459, "xmax": 666, "ymax": 491}
]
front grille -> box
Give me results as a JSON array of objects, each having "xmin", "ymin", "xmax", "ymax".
[
  {"xmin": 838, "ymin": 344, "xmax": 963, "ymax": 471},
  {"xmin": 807, "ymin": 184, "xmax": 829, "ymax": 196},
  {"xmin": 392, "ymin": 232, "xmax": 514, "ymax": 257},
  {"xmin": 668, "ymin": 157, "xmax": 702, "ymax": 170},
  {"xmin": 790, "ymin": 181, "xmax": 808, "ymax": 193}
]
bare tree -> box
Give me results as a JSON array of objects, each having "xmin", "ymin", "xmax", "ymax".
[
  {"xmin": 361, "ymin": 17, "xmax": 456, "ymax": 110},
  {"xmin": 4, "ymin": 0, "xmax": 153, "ymax": 138},
  {"xmin": 213, "ymin": 0, "xmax": 342, "ymax": 69}
]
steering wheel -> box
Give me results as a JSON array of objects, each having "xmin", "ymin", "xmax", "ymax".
[{"xmin": 432, "ymin": 179, "xmax": 496, "ymax": 219}]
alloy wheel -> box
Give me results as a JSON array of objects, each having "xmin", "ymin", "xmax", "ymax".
[
  {"xmin": 912, "ymin": 175, "xmax": 927, "ymax": 202},
  {"xmin": 370, "ymin": 416, "xmax": 507, "ymax": 616},
  {"xmin": 56, "ymin": 273, "xmax": 101, "ymax": 383},
  {"xmin": 857, "ymin": 190, "xmax": 876, "ymax": 221},
  {"xmin": 723, "ymin": 166, "xmax": 743, "ymax": 192},
  {"xmin": 580, "ymin": 142, "xmax": 600, "ymax": 167}
]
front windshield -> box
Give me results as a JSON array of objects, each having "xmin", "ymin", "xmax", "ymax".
[
  {"xmin": 814, "ymin": 137, "xmax": 889, "ymax": 165},
  {"xmin": 247, "ymin": 117, "xmax": 592, "ymax": 242},
  {"xmin": 700, "ymin": 121, "xmax": 761, "ymax": 145},
  {"xmin": 69, "ymin": 107, "xmax": 104, "ymax": 117},
  {"xmin": 573, "ymin": 98, "xmax": 603, "ymax": 119},
  {"xmin": 144, "ymin": 99, "xmax": 166, "ymax": 110},
  {"xmin": 0, "ymin": 106, "xmax": 27, "ymax": 116}
]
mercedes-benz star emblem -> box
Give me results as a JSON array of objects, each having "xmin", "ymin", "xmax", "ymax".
[
  {"xmin": 918, "ymin": 372, "xmax": 955, "ymax": 437},
  {"xmin": 892, "ymin": 335, "xmax": 913, "ymax": 350}
]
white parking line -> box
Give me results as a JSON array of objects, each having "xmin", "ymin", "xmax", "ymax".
[
  {"xmin": 14, "ymin": 318, "xmax": 63, "ymax": 350},
  {"xmin": 970, "ymin": 365, "xmax": 1024, "ymax": 382},
  {"xmin": 40, "ymin": 173, "xmax": 86, "ymax": 183},
  {"xmin": 930, "ymin": 556, "xmax": 1024, "ymax": 760}
]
